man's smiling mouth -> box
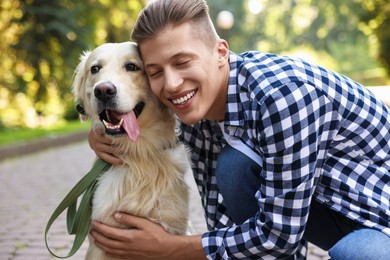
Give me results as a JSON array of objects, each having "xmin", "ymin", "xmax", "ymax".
[{"xmin": 171, "ymin": 90, "xmax": 196, "ymax": 105}]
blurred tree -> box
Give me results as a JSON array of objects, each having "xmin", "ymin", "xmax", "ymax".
[
  {"xmin": 208, "ymin": 0, "xmax": 246, "ymax": 51},
  {"xmin": 208, "ymin": 0, "xmax": 389, "ymax": 85},
  {"xmin": 13, "ymin": 0, "xmax": 96, "ymax": 118},
  {"xmin": 0, "ymin": 0, "xmax": 388, "ymax": 128},
  {"xmin": 0, "ymin": 0, "xmax": 144, "ymax": 127},
  {"xmin": 359, "ymin": 0, "xmax": 390, "ymax": 77}
]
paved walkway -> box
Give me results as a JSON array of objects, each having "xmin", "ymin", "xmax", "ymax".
[{"xmin": 0, "ymin": 141, "xmax": 327, "ymax": 259}]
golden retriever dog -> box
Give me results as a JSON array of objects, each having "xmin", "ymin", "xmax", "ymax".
[{"xmin": 72, "ymin": 42, "xmax": 191, "ymax": 260}]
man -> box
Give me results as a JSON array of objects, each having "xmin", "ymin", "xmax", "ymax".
[{"xmin": 88, "ymin": 0, "xmax": 390, "ymax": 259}]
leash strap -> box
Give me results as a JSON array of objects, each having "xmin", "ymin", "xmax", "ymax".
[{"xmin": 44, "ymin": 158, "xmax": 111, "ymax": 258}]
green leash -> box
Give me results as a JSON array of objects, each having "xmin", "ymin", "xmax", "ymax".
[{"xmin": 45, "ymin": 158, "xmax": 111, "ymax": 258}]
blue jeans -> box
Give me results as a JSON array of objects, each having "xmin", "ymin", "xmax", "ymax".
[{"xmin": 215, "ymin": 144, "xmax": 390, "ymax": 259}]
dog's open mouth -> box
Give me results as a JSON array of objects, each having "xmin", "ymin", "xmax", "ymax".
[{"xmin": 99, "ymin": 102, "xmax": 145, "ymax": 142}]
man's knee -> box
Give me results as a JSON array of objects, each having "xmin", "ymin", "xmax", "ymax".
[
  {"xmin": 215, "ymin": 145, "xmax": 260, "ymax": 193},
  {"xmin": 214, "ymin": 145, "xmax": 261, "ymax": 224},
  {"xmin": 329, "ymin": 228, "xmax": 390, "ymax": 260}
]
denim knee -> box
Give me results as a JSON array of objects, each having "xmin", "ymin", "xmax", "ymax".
[
  {"xmin": 329, "ymin": 227, "xmax": 390, "ymax": 260},
  {"xmin": 215, "ymin": 145, "xmax": 261, "ymax": 224}
]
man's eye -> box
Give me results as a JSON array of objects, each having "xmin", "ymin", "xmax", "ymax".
[
  {"xmin": 125, "ymin": 63, "xmax": 139, "ymax": 71},
  {"xmin": 176, "ymin": 60, "xmax": 189, "ymax": 67},
  {"xmin": 147, "ymin": 70, "xmax": 162, "ymax": 78},
  {"xmin": 91, "ymin": 65, "xmax": 101, "ymax": 74}
]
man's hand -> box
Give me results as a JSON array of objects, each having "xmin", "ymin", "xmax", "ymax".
[
  {"xmin": 88, "ymin": 127, "xmax": 123, "ymax": 165},
  {"xmin": 90, "ymin": 212, "xmax": 205, "ymax": 260}
]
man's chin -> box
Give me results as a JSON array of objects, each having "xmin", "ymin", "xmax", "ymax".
[{"xmin": 176, "ymin": 111, "xmax": 203, "ymax": 125}]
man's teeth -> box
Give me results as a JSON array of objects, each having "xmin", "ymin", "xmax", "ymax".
[
  {"xmin": 103, "ymin": 118, "xmax": 123, "ymax": 129},
  {"xmin": 172, "ymin": 91, "xmax": 195, "ymax": 105}
]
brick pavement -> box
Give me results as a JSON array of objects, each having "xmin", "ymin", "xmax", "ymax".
[{"xmin": 0, "ymin": 141, "xmax": 328, "ymax": 259}]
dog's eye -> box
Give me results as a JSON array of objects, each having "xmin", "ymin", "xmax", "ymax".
[
  {"xmin": 125, "ymin": 63, "xmax": 139, "ymax": 72},
  {"xmin": 91, "ymin": 65, "xmax": 101, "ymax": 74}
]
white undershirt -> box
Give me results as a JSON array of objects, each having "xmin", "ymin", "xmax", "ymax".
[{"xmin": 218, "ymin": 122, "xmax": 263, "ymax": 167}]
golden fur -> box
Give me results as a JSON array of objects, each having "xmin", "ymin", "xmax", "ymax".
[{"xmin": 72, "ymin": 42, "xmax": 191, "ymax": 260}]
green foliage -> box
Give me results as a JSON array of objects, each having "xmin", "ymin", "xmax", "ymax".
[
  {"xmin": 210, "ymin": 0, "xmax": 390, "ymax": 85},
  {"xmin": 9, "ymin": 0, "xmax": 95, "ymax": 125},
  {"xmin": 359, "ymin": 0, "xmax": 390, "ymax": 77},
  {"xmin": 0, "ymin": 0, "xmax": 144, "ymax": 128},
  {"xmin": 0, "ymin": 0, "xmax": 389, "ymax": 129}
]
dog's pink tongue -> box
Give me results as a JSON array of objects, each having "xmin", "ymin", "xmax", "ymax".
[{"xmin": 122, "ymin": 111, "xmax": 140, "ymax": 142}]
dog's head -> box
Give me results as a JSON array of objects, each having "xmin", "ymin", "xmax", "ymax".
[{"xmin": 72, "ymin": 42, "xmax": 152, "ymax": 142}]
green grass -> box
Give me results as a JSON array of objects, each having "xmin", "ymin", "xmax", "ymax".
[{"xmin": 0, "ymin": 120, "xmax": 90, "ymax": 147}]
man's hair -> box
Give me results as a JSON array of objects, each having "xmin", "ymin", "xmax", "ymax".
[{"xmin": 131, "ymin": 0, "xmax": 218, "ymax": 49}]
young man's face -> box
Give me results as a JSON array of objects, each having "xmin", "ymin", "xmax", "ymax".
[{"xmin": 139, "ymin": 22, "xmax": 230, "ymax": 125}]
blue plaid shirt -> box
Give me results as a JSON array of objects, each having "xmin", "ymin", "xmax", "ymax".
[{"xmin": 179, "ymin": 51, "xmax": 390, "ymax": 259}]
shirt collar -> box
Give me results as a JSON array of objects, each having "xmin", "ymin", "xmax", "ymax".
[
  {"xmin": 224, "ymin": 51, "xmax": 245, "ymax": 128},
  {"xmin": 194, "ymin": 52, "xmax": 246, "ymax": 139}
]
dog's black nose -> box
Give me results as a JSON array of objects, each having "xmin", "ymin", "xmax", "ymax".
[{"xmin": 94, "ymin": 82, "xmax": 117, "ymax": 102}]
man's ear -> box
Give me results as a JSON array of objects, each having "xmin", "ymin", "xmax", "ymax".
[{"xmin": 217, "ymin": 39, "xmax": 230, "ymax": 67}]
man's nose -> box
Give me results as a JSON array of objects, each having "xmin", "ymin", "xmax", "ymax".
[{"xmin": 164, "ymin": 69, "xmax": 183, "ymax": 91}]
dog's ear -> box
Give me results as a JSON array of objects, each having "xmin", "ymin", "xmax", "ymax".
[
  {"xmin": 75, "ymin": 98, "xmax": 86, "ymax": 116},
  {"xmin": 72, "ymin": 51, "xmax": 91, "ymax": 122}
]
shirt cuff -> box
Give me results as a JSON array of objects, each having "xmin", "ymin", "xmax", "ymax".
[{"xmin": 201, "ymin": 229, "xmax": 230, "ymax": 259}]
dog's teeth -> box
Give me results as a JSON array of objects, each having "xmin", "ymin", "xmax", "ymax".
[
  {"xmin": 106, "ymin": 110, "xmax": 111, "ymax": 122},
  {"xmin": 103, "ymin": 118, "xmax": 123, "ymax": 130}
]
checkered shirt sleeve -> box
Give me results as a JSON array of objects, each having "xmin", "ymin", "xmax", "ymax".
[{"xmin": 180, "ymin": 51, "xmax": 390, "ymax": 259}]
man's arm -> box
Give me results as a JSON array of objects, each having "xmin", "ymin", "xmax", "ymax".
[{"xmin": 90, "ymin": 212, "xmax": 206, "ymax": 259}]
